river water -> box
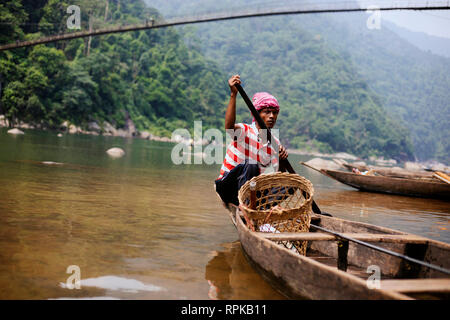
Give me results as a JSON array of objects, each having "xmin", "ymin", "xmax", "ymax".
[{"xmin": 0, "ymin": 128, "xmax": 448, "ymax": 299}]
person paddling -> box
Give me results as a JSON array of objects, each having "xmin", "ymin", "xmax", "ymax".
[{"xmin": 215, "ymin": 75, "xmax": 288, "ymax": 207}]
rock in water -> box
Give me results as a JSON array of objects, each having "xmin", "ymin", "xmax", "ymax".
[
  {"xmin": 106, "ymin": 147, "xmax": 125, "ymax": 158},
  {"xmin": 42, "ymin": 161, "xmax": 63, "ymax": 166},
  {"xmin": 7, "ymin": 128, "xmax": 24, "ymax": 135}
]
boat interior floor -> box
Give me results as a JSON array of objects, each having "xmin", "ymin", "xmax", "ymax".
[
  {"xmin": 302, "ymin": 248, "xmax": 448, "ymax": 299},
  {"xmin": 306, "ymin": 249, "xmax": 383, "ymax": 281}
]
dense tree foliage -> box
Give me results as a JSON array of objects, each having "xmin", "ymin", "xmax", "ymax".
[
  {"xmin": 4, "ymin": 0, "xmax": 448, "ymax": 162},
  {"xmin": 303, "ymin": 13, "xmax": 450, "ymax": 163},
  {"xmin": 0, "ymin": 0, "xmax": 227, "ymax": 137},
  {"xmin": 148, "ymin": 0, "xmax": 448, "ymax": 162},
  {"xmin": 193, "ymin": 17, "xmax": 414, "ymax": 160}
]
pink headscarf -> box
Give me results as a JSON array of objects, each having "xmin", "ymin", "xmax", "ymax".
[{"xmin": 252, "ymin": 92, "xmax": 280, "ymax": 111}]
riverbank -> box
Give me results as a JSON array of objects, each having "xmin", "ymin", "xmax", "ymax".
[
  {"xmin": 287, "ymin": 144, "xmax": 449, "ymax": 172},
  {"xmin": 2, "ymin": 115, "xmax": 447, "ymax": 172},
  {"xmin": 1, "ymin": 128, "xmax": 448, "ymax": 300},
  {"xmin": 0, "ymin": 115, "xmax": 175, "ymax": 143}
]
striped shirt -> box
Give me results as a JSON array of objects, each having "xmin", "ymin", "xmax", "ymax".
[{"xmin": 217, "ymin": 122, "xmax": 279, "ymax": 180}]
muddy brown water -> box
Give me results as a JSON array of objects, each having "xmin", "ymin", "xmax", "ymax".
[{"xmin": 0, "ymin": 128, "xmax": 448, "ymax": 299}]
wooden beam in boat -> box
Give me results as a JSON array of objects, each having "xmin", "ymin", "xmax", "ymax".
[
  {"xmin": 259, "ymin": 232, "xmax": 335, "ymax": 241},
  {"xmin": 236, "ymin": 209, "xmax": 412, "ymax": 299},
  {"xmin": 337, "ymin": 240, "xmax": 349, "ymax": 271},
  {"xmin": 381, "ymin": 279, "xmax": 450, "ymax": 293},
  {"xmin": 258, "ymin": 232, "xmax": 430, "ymax": 244}
]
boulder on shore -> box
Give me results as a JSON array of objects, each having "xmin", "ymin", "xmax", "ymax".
[
  {"xmin": 303, "ymin": 158, "xmax": 342, "ymax": 171},
  {"xmin": 430, "ymin": 163, "xmax": 449, "ymax": 172},
  {"xmin": 68, "ymin": 124, "xmax": 80, "ymax": 134},
  {"xmin": 332, "ymin": 152, "xmax": 358, "ymax": 161},
  {"xmin": 404, "ymin": 161, "xmax": 423, "ymax": 171},
  {"xmin": 103, "ymin": 121, "xmax": 118, "ymax": 136},
  {"xmin": 125, "ymin": 118, "xmax": 137, "ymax": 137},
  {"xmin": 7, "ymin": 128, "xmax": 24, "ymax": 135},
  {"xmin": 106, "ymin": 147, "xmax": 125, "ymax": 158},
  {"xmin": 60, "ymin": 121, "xmax": 69, "ymax": 130},
  {"xmin": 87, "ymin": 121, "xmax": 101, "ymax": 133},
  {"xmin": 0, "ymin": 115, "xmax": 8, "ymax": 127},
  {"xmin": 116, "ymin": 129, "xmax": 131, "ymax": 138},
  {"xmin": 139, "ymin": 131, "xmax": 151, "ymax": 139}
]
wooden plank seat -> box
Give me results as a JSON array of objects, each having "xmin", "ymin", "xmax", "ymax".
[
  {"xmin": 381, "ymin": 279, "xmax": 450, "ymax": 293},
  {"xmin": 258, "ymin": 232, "xmax": 430, "ymax": 244}
]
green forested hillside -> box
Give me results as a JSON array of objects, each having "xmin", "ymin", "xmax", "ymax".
[
  {"xmin": 0, "ymin": 0, "xmax": 227, "ymax": 137},
  {"xmin": 287, "ymin": 12, "xmax": 450, "ymax": 163},
  {"xmin": 193, "ymin": 17, "xmax": 414, "ymax": 160},
  {"xmin": 4, "ymin": 0, "xmax": 447, "ymax": 162},
  {"xmin": 148, "ymin": 0, "xmax": 449, "ymax": 162},
  {"xmin": 385, "ymin": 20, "xmax": 450, "ymax": 59}
]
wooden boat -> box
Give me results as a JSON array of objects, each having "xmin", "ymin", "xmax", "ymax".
[
  {"xmin": 302, "ymin": 162, "xmax": 450, "ymax": 200},
  {"xmin": 321, "ymin": 169, "xmax": 450, "ymax": 199},
  {"xmin": 226, "ymin": 206, "xmax": 450, "ymax": 300},
  {"xmin": 341, "ymin": 163, "xmax": 435, "ymax": 179}
]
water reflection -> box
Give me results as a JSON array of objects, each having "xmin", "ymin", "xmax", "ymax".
[
  {"xmin": 62, "ymin": 275, "xmax": 165, "ymax": 293},
  {"xmin": 314, "ymin": 188, "xmax": 450, "ymax": 242},
  {"xmin": 204, "ymin": 242, "xmax": 284, "ymax": 300},
  {"xmin": 0, "ymin": 129, "xmax": 449, "ymax": 300}
]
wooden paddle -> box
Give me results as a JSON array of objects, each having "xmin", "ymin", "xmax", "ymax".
[
  {"xmin": 433, "ymin": 171, "xmax": 450, "ymax": 184},
  {"xmin": 234, "ymin": 83, "xmax": 331, "ymax": 216}
]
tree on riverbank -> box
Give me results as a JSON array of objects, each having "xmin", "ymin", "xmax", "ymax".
[
  {"xmin": 0, "ymin": 0, "xmax": 228, "ymax": 137},
  {"xmin": 0, "ymin": 0, "xmax": 421, "ymax": 161}
]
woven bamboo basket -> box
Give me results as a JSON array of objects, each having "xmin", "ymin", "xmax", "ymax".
[{"xmin": 238, "ymin": 172, "xmax": 314, "ymax": 255}]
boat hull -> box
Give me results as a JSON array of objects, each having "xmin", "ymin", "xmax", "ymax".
[
  {"xmin": 235, "ymin": 211, "xmax": 410, "ymax": 299},
  {"xmin": 230, "ymin": 207, "xmax": 450, "ymax": 299},
  {"xmin": 322, "ymin": 169, "xmax": 450, "ymax": 200}
]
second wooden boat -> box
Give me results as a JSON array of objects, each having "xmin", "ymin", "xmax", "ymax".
[
  {"xmin": 321, "ymin": 169, "xmax": 450, "ymax": 200},
  {"xmin": 302, "ymin": 162, "xmax": 450, "ymax": 200}
]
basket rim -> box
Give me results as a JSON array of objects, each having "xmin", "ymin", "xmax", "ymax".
[{"xmin": 238, "ymin": 172, "xmax": 314, "ymax": 219}]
